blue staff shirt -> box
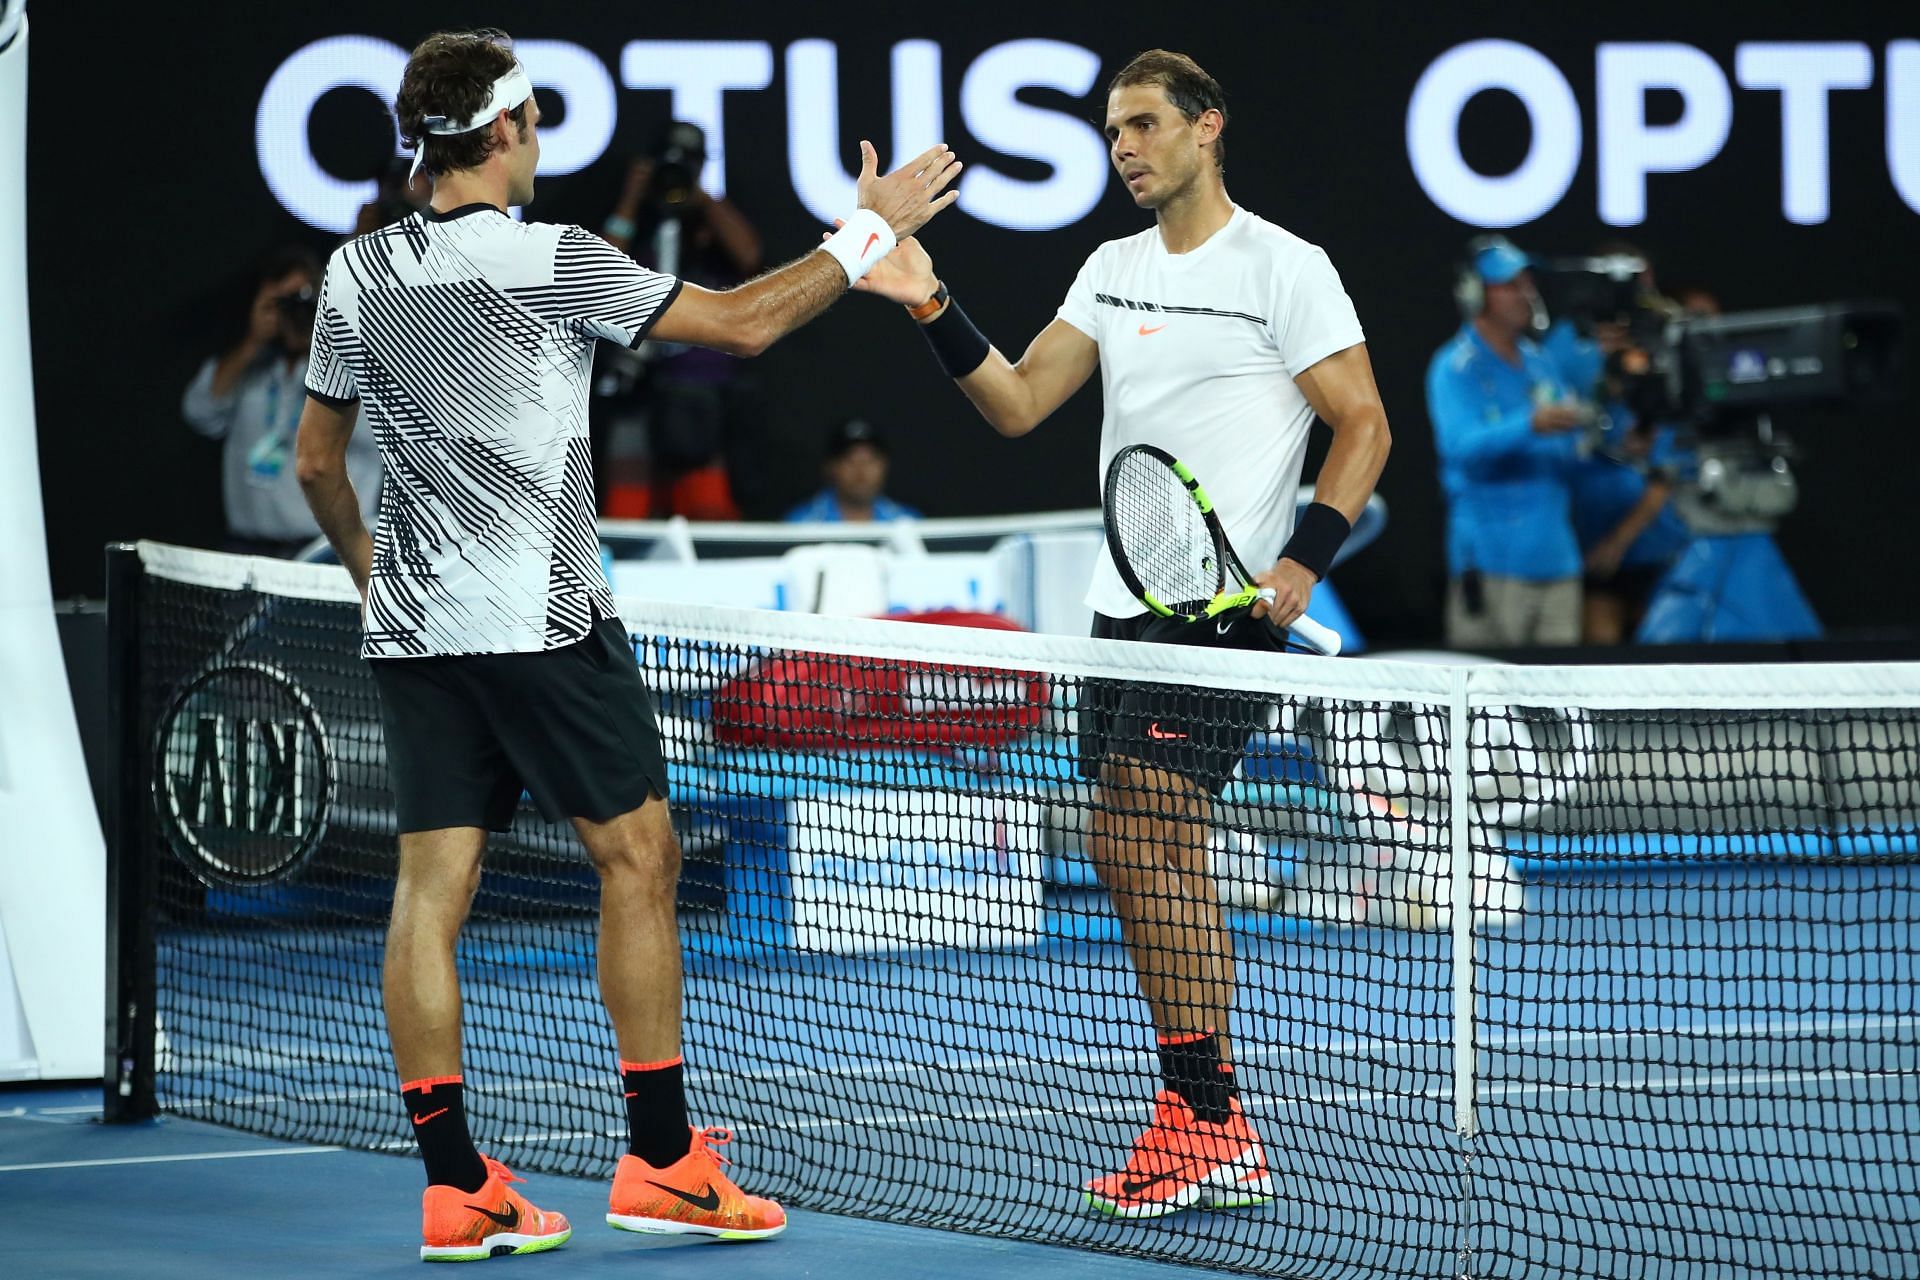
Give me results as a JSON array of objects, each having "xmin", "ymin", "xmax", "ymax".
[
  {"xmin": 783, "ymin": 492, "xmax": 922, "ymax": 522},
  {"xmin": 1538, "ymin": 321, "xmax": 1690, "ymax": 568},
  {"xmin": 1427, "ymin": 324, "xmax": 1581, "ymax": 581}
]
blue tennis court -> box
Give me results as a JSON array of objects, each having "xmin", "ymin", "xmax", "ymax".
[
  {"xmin": 52, "ymin": 547, "xmax": 1919, "ymax": 1278},
  {"xmin": 31, "ymin": 865, "xmax": 1906, "ymax": 1278},
  {"xmin": 0, "ymin": 1088, "xmax": 1207, "ymax": 1278}
]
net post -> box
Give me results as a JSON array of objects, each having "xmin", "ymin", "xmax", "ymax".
[{"xmin": 102, "ymin": 542, "xmax": 157, "ymax": 1123}]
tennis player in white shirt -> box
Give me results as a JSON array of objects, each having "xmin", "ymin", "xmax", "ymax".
[{"xmin": 852, "ymin": 48, "xmax": 1391, "ymax": 1218}]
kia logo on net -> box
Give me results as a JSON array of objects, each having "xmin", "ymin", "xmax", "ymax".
[
  {"xmin": 155, "ymin": 662, "xmax": 334, "ymax": 887},
  {"xmin": 256, "ymin": 35, "xmax": 1111, "ymax": 234},
  {"xmin": 1409, "ymin": 38, "xmax": 1920, "ymax": 227}
]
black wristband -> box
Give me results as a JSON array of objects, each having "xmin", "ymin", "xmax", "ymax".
[
  {"xmin": 918, "ymin": 292, "xmax": 992, "ymax": 379},
  {"xmin": 1279, "ymin": 502, "xmax": 1352, "ymax": 581}
]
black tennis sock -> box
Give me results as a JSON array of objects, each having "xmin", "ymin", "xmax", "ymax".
[
  {"xmin": 622, "ymin": 1056, "xmax": 692, "ymax": 1168},
  {"xmin": 1157, "ymin": 1029, "xmax": 1238, "ymax": 1126},
  {"xmin": 402, "ymin": 1074, "xmax": 488, "ymax": 1191}
]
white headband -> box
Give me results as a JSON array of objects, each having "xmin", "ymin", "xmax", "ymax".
[{"xmin": 409, "ymin": 63, "xmax": 534, "ymax": 179}]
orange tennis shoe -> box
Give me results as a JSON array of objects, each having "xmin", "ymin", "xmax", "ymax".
[
  {"xmin": 606, "ymin": 1126, "xmax": 787, "ymax": 1241},
  {"xmin": 419, "ymin": 1156, "xmax": 572, "ymax": 1263},
  {"xmin": 1083, "ymin": 1089, "xmax": 1274, "ymax": 1218}
]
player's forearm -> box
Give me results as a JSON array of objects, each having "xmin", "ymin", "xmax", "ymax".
[
  {"xmin": 296, "ymin": 462, "xmax": 373, "ymax": 592},
  {"xmin": 907, "ymin": 288, "xmax": 1040, "ymax": 434},
  {"xmin": 955, "ymin": 351, "xmax": 1044, "ymax": 437},
  {"xmin": 710, "ymin": 251, "xmax": 850, "ymax": 358},
  {"xmin": 1311, "ymin": 410, "xmax": 1391, "ymax": 524}
]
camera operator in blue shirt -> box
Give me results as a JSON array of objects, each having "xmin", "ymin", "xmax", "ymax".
[
  {"xmin": 1537, "ymin": 245, "xmax": 1692, "ymax": 644},
  {"xmin": 1427, "ymin": 238, "xmax": 1587, "ymax": 648}
]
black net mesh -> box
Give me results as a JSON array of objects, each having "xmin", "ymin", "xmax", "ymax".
[
  {"xmin": 120, "ymin": 547, "xmax": 1919, "ymax": 1279},
  {"xmin": 1466, "ymin": 705, "xmax": 1920, "ymax": 1279}
]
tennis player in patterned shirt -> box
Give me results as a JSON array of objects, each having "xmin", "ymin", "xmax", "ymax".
[{"xmin": 294, "ymin": 26, "xmax": 959, "ymax": 1261}]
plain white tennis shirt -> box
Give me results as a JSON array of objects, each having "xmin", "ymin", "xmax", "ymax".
[{"xmin": 1056, "ymin": 205, "xmax": 1366, "ymax": 619}]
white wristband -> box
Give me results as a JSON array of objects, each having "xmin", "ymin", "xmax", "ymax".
[{"xmin": 818, "ymin": 208, "xmax": 897, "ymax": 286}]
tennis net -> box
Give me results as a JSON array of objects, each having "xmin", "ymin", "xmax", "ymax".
[{"xmin": 106, "ymin": 541, "xmax": 1919, "ymax": 1279}]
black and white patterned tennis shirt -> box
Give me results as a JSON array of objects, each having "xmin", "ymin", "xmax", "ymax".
[{"xmin": 306, "ymin": 203, "xmax": 680, "ymax": 658}]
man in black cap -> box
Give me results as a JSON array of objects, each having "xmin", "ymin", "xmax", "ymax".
[{"xmin": 784, "ymin": 419, "xmax": 922, "ymax": 522}]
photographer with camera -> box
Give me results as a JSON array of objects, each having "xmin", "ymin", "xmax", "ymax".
[
  {"xmin": 1536, "ymin": 244, "xmax": 1691, "ymax": 644},
  {"xmin": 182, "ymin": 245, "xmax": 382, "ymax": 556},
  {"xmin": 597, "ymin": 122, "xmax": 766, "ymax": 519},
  {"xmin": 1427, "ymin": 237, "xmax": 1588, "ymax": 648}
]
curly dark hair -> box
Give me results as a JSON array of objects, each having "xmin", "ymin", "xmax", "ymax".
[
  {"xmin": 394, "ymin": 28, "xmax": 529, "ymax": 179},
  {"xmin": 1109, "ymin": 49, "xmax": 1228, "ymax": 174}
]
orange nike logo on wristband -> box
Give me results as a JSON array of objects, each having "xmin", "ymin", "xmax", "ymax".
[
  {"xmin": 1138, "ymin": 323, "xmax": 1167, "ymax": 335},
  {"xmin": 863, "ymin": 232, "xmax": 881, "ymax": 257},
  {"xmin": 1148, "ymin": 722, "xmax": 1188, "ymax": 740}
]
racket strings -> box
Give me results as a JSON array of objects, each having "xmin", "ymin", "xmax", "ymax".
[{"xmin": 1107, "ymin": 452, "xmax": 1220, "ymax": 614}]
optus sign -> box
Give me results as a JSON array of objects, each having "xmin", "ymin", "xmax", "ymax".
[
  {"xmin": 1407, "ymin": 39, "xmax": 1920, "ymax": 228},
  {"xmin": 257, "ymin": 35, "xmax": 1110, "ymax": 235}
]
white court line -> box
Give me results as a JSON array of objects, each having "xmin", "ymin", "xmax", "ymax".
[{"xmin": 0, "ymin": 1146, "xmax": 345, "ymax": 1173}]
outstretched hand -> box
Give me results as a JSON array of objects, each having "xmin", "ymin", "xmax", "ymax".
[
  {"xmin": 856, "ymin": 140, "xmax": 962, "ymax": 239},
  {"xmin": 821, "ymin": 219, "xmax": 939, "ymax": 305}
]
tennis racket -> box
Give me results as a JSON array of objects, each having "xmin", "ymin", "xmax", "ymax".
[{"xmin": 1102, "ymin": 443, "xmax": 1343, "ymax": 657}]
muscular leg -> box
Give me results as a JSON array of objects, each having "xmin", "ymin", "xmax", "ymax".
[
  {"xmin": 1089, "ymin": 757, "xmax": 1235, "ymax": 1061},
  {"xmin": 573, "ymin": 794, "xmax": 683, "ymax": 1064},
  {"xmin": 384, "ymin": 826, "xmax": 487, "ymax": 1081}
]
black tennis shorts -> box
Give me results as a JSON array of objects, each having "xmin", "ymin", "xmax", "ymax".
[
  {"xmin": 1078, "ymin": 610, "xmax": 1287, "ymax": 796},
  {"xmin": 368, "ymin": 615, "xmax": 670, "ymax": 834}
]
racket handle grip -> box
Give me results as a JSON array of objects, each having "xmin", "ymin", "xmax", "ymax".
[
  {"xmin": 1289, "ymin": 614, "xmax": 1343, "ymax": 657},
  {"xmin": 1255, "ymin": 588, "xmax": 1343, "ymax": 656}
]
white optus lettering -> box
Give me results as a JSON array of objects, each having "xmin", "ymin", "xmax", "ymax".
[
  {"xmin": 253, "ymin": 35, "xmax": 1114, "ymax": 234},
  {"xmin": 1406, "ymin": 40, "xmax": 1581, "ymax": 229},
  {"xmin": 955, "ymin": 39, "xmax": 1108, "ymax": 232},
  {"xmin": 1597, "ymin": 43, "xmax": 1733, "ymax": 226},
  {"xmin": 255, "ymin": 36, "xmax": 408, "ymax": 234},
  {"xmin": 1884, "ymin": 42, "xmax": 1920, "ymax": 214},
  {"xmin": 785, "ymin": 39, "xmax": 943, "ymax": 226},
  {"xmin": 1735, "ymin": 42, "xmax": 1874, "ymax": 225},
  {"xmin": 619, "ymin": 40, "xmax": 774, "ymax": 197},
  {"xmin": 517, "ymin": 40, "xmax": 619, "ymax": 179}
]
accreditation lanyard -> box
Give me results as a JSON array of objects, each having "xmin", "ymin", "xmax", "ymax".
[{"xmin": 245, "ymin": 362, "xmax": 305, "ymax": 484}]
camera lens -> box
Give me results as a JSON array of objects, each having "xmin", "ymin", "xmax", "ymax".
[{"xmin": 277, "ymin": 285, "xmax": 318, "ymax": 318}]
